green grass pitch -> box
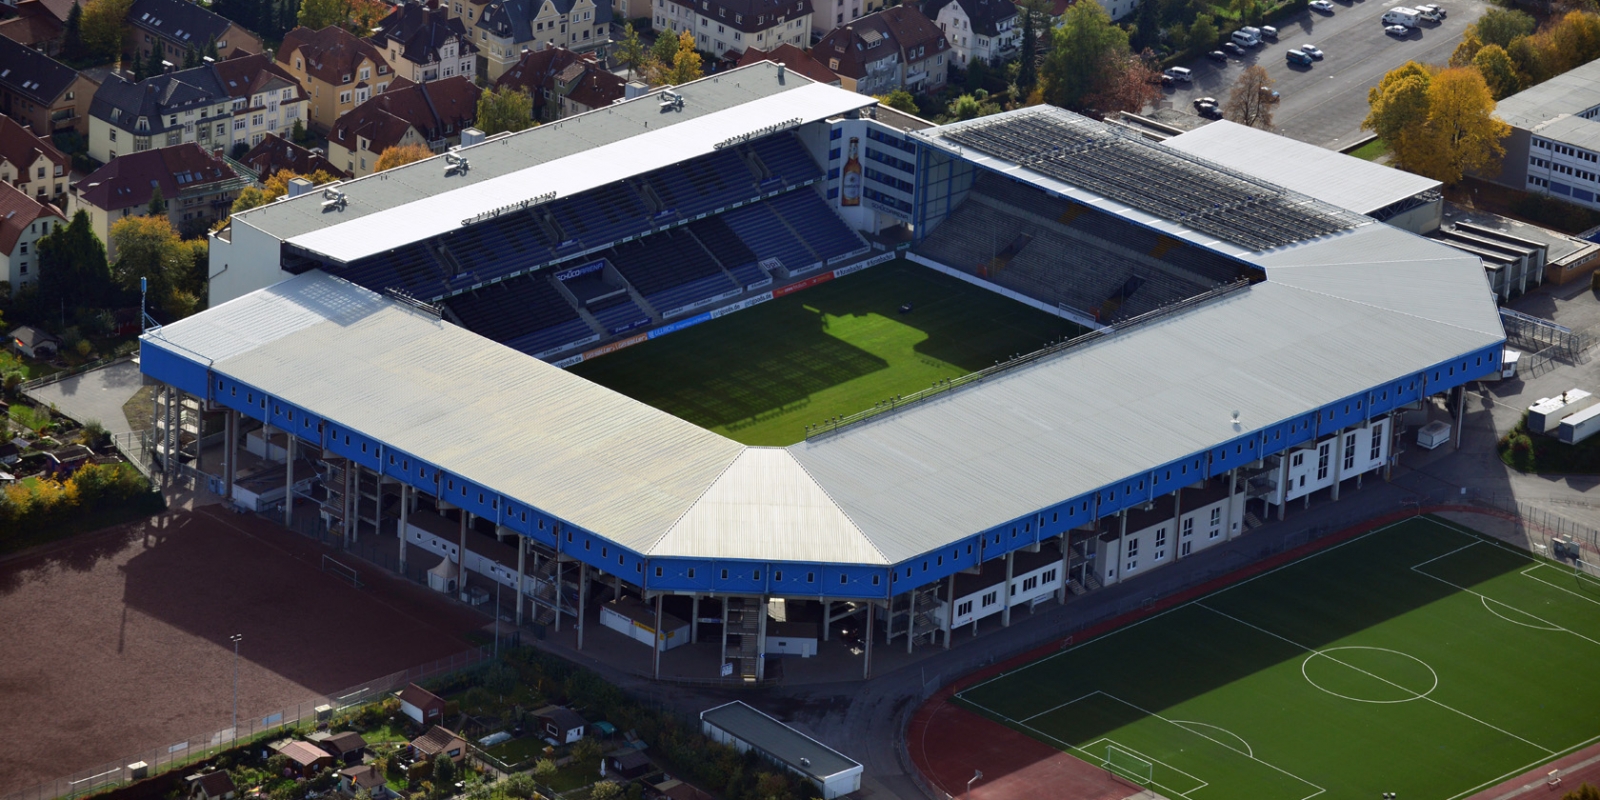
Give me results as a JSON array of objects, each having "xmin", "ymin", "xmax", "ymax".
[
  {"xmin": 956, "ymin": 517, "xmax": 1600, "ymax": 800},
  {"xmin": 568, "ymin": 259, "xmax": 1081, "ymax": 446}
]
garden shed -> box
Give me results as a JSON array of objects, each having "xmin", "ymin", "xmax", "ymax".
[
  {"xmin": 397, "ymin": 683, "xmax": 447, "ymax": 726},
  {"xmin": 533, "ymin": 705, "xmax": 588, "ymax": 745},
  {"xmin": 700, "ymin": 702, "xmax": 862, "ymax": 799},
  {"xmin": 9, "ymin": 326, "xmax": 59, "ymax": 359}
]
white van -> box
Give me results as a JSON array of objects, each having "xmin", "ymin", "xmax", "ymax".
[
  {"xmin": 1383, "ymin": 7, "xmax": 1421, "ymax": 27},
  {"xmin": 1232, "ymin": 30, "xmax": 1259, "ymax": 48},
  {"xmin": 1164, "ymin": 66, "xmax": 1193, "ymax": 83}
]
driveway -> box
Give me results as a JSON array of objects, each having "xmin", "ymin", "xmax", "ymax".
[
  {"xmin": 24, "ymin": 358, "xmax": 146, "ymax": 437},
  {"xmin": 1159, "ymin": 0, "xmax": 1493, "ymax": 148}
]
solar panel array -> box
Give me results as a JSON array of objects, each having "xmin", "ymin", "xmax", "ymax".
[{"xmin": 936, "ymin": 109, "xmax": 1366, "ymax": 251}]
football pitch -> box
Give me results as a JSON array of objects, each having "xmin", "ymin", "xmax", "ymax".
[
  {"xmin": 569, "ymin": 260, "xmax": 1080, "ymax": 445},
  {"xmin": 955, "ymin": 517, "xmax": 1600, "ymax": 800}
]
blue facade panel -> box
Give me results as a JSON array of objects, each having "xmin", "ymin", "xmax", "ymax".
[
  {"xmin": 646, "ymin": 559, "xmax": 717, "ymax": 592},
  {"xmin": 139, "ymin": 342, "xmax": 210, "ymax": 397}
]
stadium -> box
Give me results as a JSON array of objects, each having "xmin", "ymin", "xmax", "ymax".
[{"xmin": 141, "ymin": 60, "xmax": 1506, "ymax": 685}]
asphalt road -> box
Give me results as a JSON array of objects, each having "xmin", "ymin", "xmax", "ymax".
[{"xmin": 1159, "ymin": 0, "xmax": 1493, "ymax": 148}]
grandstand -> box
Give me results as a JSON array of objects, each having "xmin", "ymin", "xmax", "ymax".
[{"xmin": 156, "ymin": 64, "xmax": 1504, "ymax": 685}]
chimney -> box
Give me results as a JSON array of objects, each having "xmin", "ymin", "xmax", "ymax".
[
  {"xmin": 624, "ymin": 80, "xmax": 647, "ymax": 99},
  {"xmin": 777, "ymin": 62, "xmax": 786, "ymax": 79},
  {"xmin": 287, "ymin": 176, "xmax": 315, "ymax": 197},
  {"xmin": 459, "ymin": 127, "xmax": 485, "ymax": 146}
]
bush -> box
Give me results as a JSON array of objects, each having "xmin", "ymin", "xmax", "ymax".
[{"xmin": 591, "ymin": 780, "xmax": 622, "ymax": 800}]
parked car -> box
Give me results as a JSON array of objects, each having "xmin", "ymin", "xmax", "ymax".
[
  {"xmin": 1260, "ymin": 86, "xmax": 1281, "ymax": 101},
  {"xmin": 1300, "ymin": 43, "xmax": 1324, "ymax": 59},
  {"xmin": 1159, "ymin": 73, "xmax": 1176, "ymax": 87},
  {"xmin": 1208, "ymin": 49, "xmax": 1230, "ymax": 62},
  {"xmin": 1422, "ymin": 3, "xmax": 1446, "ymax": 17},
  {"xmin": 1417, "ymin": 4, "xmax": 1444, "ymax": 20},
  {"xmin": 1224, "ymin": 41, "xmax": 1247, "ymax": 56},
  {"xmin": 1197, "ymin": 103, "xmax": 1224, "ymax": 120},
  {"xmin": 1193, "ymin": 96, "xmax": 1218, "ymax": 110},
  {"xmin": 1386, "ymin": 23, "xmax": 1411, "ymax": 36},
  {"xmin": 1286, "ymin": 48, "xmax": 1315, "ymax": 65},
  {"xmin": 1310, "ymin": 0, "xmax": 1334, "ymax": 11},
  {"xmin": 1260, "ymin": 25, "xmax": 1278, "ymax": 39},
  {"xmin": 1164, "ymin": 66, "xmax": 1194, "ymax": 83}
]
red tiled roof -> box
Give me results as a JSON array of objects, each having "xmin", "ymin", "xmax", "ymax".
[
  {"xmin": 563, "ymin": 65, "xmax": 623, "ymax": 111},
  {"xmin": 0, "ymin": 6, "xmax": 64, "ymax": 49},
  {"xmin": 0, "ymin": 182, "xmax": 65, "ymax": 254},
  {"xmin": 736, "ymin": 44, "xmax": 839, "ymax": 86},
  {"xmin": 212, "ymin": 51, "xmax": 307, "ymax": 105},
  {"xmin": 193, "ymin": 770, "xmax": 236, "ymax": 798},
  {"xmin": 76, "ymin": 143, "xmax": 238, "ymax": 213},
  {"xmin": 30, "ymin": 0, "xmax": 77, "ymax": 23},
  {"xmin": 411, "ymin": 725, "xmax": 465, "ymax": 756},
  {"xmin": 494, "ymin": 47, "xmax": 589, "ymax": 115},
  {"xmin": 276, "ymin": 740, "xmax": 332, "ymax": 767},
  {"xmin": 328, "ymin": 75, "xmax": 480, "ymax": 154},
  {"xmin": 397, "ymin": 683, "xmax": 444, "ymax": 709},
  {"xmin": 277, "ymin": 25, "xmax": 389, "ymax": 88},
  {"xmin": 241, "ymin": 133, "xmax": 348, "ymax": 180},
  {"xmin": 0, "ymin": 114, "xmax": 69, "ymax": 178}
]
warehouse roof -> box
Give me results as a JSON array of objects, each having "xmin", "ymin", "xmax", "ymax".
[
  {"xmin": 1162, "ymin": 120, "xmax": 1441, "ymax": 217},
  {"xmin": 233, "ymin": 62, "xmax": 872, "ymax": 262},
  {"xmin": 701, "ymin": 702, "xmax": 861, "ymax": 782},
  {"xmin": 1494, "ymin": 59, "xmax": 1600, "ymax": 131}
]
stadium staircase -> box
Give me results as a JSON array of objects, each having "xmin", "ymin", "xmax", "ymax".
[
  {"xmin": 911, "ymin": 590, "xmax": 941, "ymax": 646},
  {"xmin": 528, "ymin": 556, "xmax": 565, "ymax": 628},
  {"xmin": 725, "ymin": 597, "xmax": 761, "ymax": 681}
]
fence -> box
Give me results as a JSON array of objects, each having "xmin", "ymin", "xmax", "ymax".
[
  {"xmin": 111, "ymin": 430, "xmax": 154, "ymax": 479},
  {"xmin": 1, "ymin": 647, "xmax": 491, "ymax": 800},
  {"xmin": 19, "ymin": 356, "xmax": 134, "ymax": 393},
  {"xmin": 1500, "ymin": 308, "xmax": 1591, "ymax": 365},
  {"xmin": 1469, "ymin": 492, "xmax": 1600, "ymax": 553}
]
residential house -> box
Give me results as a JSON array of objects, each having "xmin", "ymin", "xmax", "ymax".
[
  {"xmin": 213, "ymin": 51, "xmax": 311, "ymax": 151},
  {"xmin": 552, "ymin": 57, "xmax": 624, "ymax": 118},
  {"xmin": 0, "ymin": 440, "xmax": 20, "ymax": 467},
  {"xmin": 369, "ymin": 1, "xmax": 478, "ymax": 84},
  {"xmin": 185, "ymin": 769, "xmax": 237, "ymax": 800},
  {"xmin": 8, "ymin": 325, "xmax": 59, "ymax": 358},
  {"xmin": 240, "ymin": 133, "xmax": 347, "ymax": 181},
  {"xmin": 919, "ymin": 0, "xmax": 1016, "ymax": 65},
  {"xmin": 735, "ymin": 44, "xmax": 840, "ymax": 85},
  {"xmin": 0, "ymin": 35, "xmax": 99, "ymax": 135},
  {"xmin": 125, "ymin": 0, "xmax": 262, "ymax": 66},
  {"xmin": 812, "ymin": 5, "xmax": 949, "ymax": 95},
  {"xmin": 317, "ymin": 731, "xmax": 368, "ymax": 765},
  {"xmin": 493, "ymin": 45, "xmax": 586, "ymax": 120},
  {"xmin": 0, "ymin": 182, "xmax": 66, "ymax": 296},
  {"xmin": 276, "ymin": 25, "xmax": 393, "ymax": 133},
  {"xmin": 605, "ymin": 749, "xmax": 652, "ymax": 779},
  {"xmin": 810, "ymin": 0, "xmax": 883, "ymax": 35},
  {"xmin": 337, "ymin": 764, "xmax": 387, "ymax": 796},
  {"xmin": 0, "ymin": 114, "xmax": 70, "ymax": 202},
  {"xmin": 325, "ymin": 76, "xmax": 480, "ymax": 176},
  {"xmin": 532, "ymin": 705, "xmax": 587, "ymax": 744},
  {"xmin": 451, "ymin": 0, "xmax": 612, "ymax": 81},
  {"xmin": 396, "ymin": 683, "xmax": 447, "ymax": 726},
  {"xmin": 274, "ymin": 740, "xmax": 334, "ymax": 779},
  {"xmin": 70, "ymin": 143, "xmax": 243, "ymax": 254},
  {"xmin": 0, "ymin": 0, "xmax": 67, "ymax": 55},
  {"xmin": 654, "ymin": 0, "xmax": 811, "ymax": 58},
  {"xmin": 492, "ymin": 48, "xmax": 625, "ymax": 120},
  {"xmin": 87, "ymin": 67, "xmax": 233, "ymax": 163},
  {"xmin": 409, "ymin": 725, "xmax": 467, "ymax": 764}
]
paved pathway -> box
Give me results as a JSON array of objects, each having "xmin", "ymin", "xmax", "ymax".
[{"xmin": 24, "ymin": 359, "xmax": 144, "ymax": 437}]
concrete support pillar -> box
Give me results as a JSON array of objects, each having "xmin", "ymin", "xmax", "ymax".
[
  {"xmin": 1276, "ymin": 452, "xmax": 1289, "ymax": 521},
  {"xmin": 1002, "ymin": 551, "xmax": 1015, "ymax": 627},
  {"xmin": 343, "ymin": 464, "xmax": 354, "ymax": 539},
  {"xmin": 691, "ymin": 595, "xmax": 700, "ymax": 644},
  {"xmin": 457, "ymin": 511, "xmax": 469, "ymax": 597},
  {"xmin": 653, "ymin": 594, "xmax": 664, "ymax": 680},
  {"xmin": 755, "ymin": 597, "xmax": 769, "ymax": 681},
  {"xmin": 516, "ymin": 535, "xmax": 525, "ymax": 627},
  {"xmin": 399, "ymin": 485, "xmax": 410, "ymax": 573},
  {"xmin": 1331, "ymin": 429, "xmax": 1345, "ymax": 502},
  {"xmin": 943, "ymin": 574, "xmax": 955, "ymax": 649},
  {"xmin": 720, "ymin": 596, "xmax": 730, "ymax": 677},
  {"xmin": 162, "ymin": 387, "xmax": 174, "ymax": 488},
  {"xmin": 553, "ymin": 556, "xmax": 562, "ymax": 635},
  {"xmin": 577, "ymin": 562, "xmax": 588, "ymax": 650},
  {"xmin": 822, "ymin": 600, "xmax": 830, "ymax": 641},
  {"xmin": 863, "ymin": 604, "xmax": 875, "ymax": 680},
  {"xmin": 1170, "ymin": 488, "xmax": 1185, "ymax": 563},
  {"xmin": 283, "ymin": 434, "xmax": 296, "ymax": 528},
  {"xmin": 224, "ymin": 410, "xmax": 237, "ymax": 500},
  {"xmin": 1454, "ymin": 387, "xmax": 1466, "ymax": 450},
  {"xmin": 906, "ymin": 590, "xmax": 915, "ymax": 655},
  {"xmin": 1225, "ymin": 469, "xmax": 1241, "ymax": 541},
  {"xmin": 1110, "ymin": 512, "xmax": 1128, "ymax": 585}
]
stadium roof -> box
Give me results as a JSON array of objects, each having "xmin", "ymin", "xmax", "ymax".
[
  {"xmin": 915, "ymin": 107, "xmax": 1368, "ymax": 253},
  {"xmin": 1494, "ymin": 59, "xmax": 1600, "ymax": 131},
  {"xmin": 1161, "ymin": 121, "xmax": 1441, "ymax": 217},
  {"xmin": 230, "ymin": 62, "xmax": 873, "ymax": 263}
]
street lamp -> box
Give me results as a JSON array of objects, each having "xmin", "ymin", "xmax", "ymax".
[
  {"xmin": 230, "ymin": 634, "xmax": 243, "ymax": 745},
  {"xmin": 967, "ymin": 769, "xmax": 983, "ymax": 799}
]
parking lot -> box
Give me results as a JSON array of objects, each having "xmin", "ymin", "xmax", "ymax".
[{"xmin": 1160, "ymin": 0, "xmax": 1493, "ymax": 148}]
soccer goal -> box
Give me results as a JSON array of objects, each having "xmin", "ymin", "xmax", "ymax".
[
  {"xmin": 322, "ymin": 555, "xmax": 362, "ymax": 589},
  {"xmin": 1103, "ymin": 744, "xmax": 1154, "ymax": 786},
  {"xmin": 1575, "ymin": 559, "xmax": 1600, "ymax": 591}
]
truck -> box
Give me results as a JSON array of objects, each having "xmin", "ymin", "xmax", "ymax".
[
  {"xmin": 1286, "ymin": 48, "xmax": 1314, "ymax": 66},
  {"xmin": 1383, "ymin": 7, "xmax": 1421, "ymax": 27}
]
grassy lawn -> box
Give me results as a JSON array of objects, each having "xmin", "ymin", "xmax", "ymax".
[
  {"xmin": 1499, "ymin": 417, "xmax": 1600, "ymax": 474},
  {"xmin": 0, "ymin": 350, "xmax": 61, "ymax": 381},
  {"xmin": 484, "ymin": 736, "xmax": 550, "ymax": 767},
  {"xmin": 122, "ymin": 385, "xmax": 155, "ymax": 434},
  {"xmin": 956, "ymin": 517, "xmax": 1600, "ymax": 800},
  {"xmin": 569, "ymin": 260, "xmax": 1081, "ymax": 445},
  {"xmin": 1348, "ymin": 138, "xmax": 1390, "ymax": 161}
]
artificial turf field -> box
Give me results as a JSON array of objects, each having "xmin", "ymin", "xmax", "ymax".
[
  {"xmin": 955, "ymin": 517, "xmax": 1600, "ymax": 800},
  {"xmin": 568, "ymin": 259, "xmax": 1080, "ymax": 445}
]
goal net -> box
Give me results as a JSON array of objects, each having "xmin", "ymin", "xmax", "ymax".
[
  {"xmin": 1575, "ymin": 559, "xmax": 1600, "ymax": 591},
  {"xmin": 322, "ymin": 555, "xmax": 362, "ymax": 589},
  {"xmin": 1104, "ymin": 744, "xmax": 1154, "ymax": 785}
]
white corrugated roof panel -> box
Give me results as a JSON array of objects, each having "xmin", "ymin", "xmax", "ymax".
[{"xmin": 1163, "ymin": 121, "xmax": 1441, "ymax": 216}]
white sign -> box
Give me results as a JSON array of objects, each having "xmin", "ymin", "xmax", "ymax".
[{"xmin": 721, "ymin": 662, "xmax": 734, "ymax": 677}]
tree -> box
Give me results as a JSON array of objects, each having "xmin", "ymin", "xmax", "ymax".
[
  {"xmin": 147, "ymin": 186, "xmax": 166, "ymax": 217},
  {"xmin": 62, "ymin": 1, "xmax": 86, "ymax": 62},
  {"xmin": 1017, "ymin": 0, "xmax": 1043, "ymax": 92},
  {"xmin": 143, "ymin": 47, "xmax": 165, "ymax": 81},
  {"xmin": 476, "ymin": 86, "xmax": 534, "ymax": 135},
  {"xmin": 79, "ymin": 0, "xmax": 132, "ymax": 63},
  {"xmin": 532, "ymin": 758, "xmax": 557, "ymax": 778},
  {"xmin": 1507, "ymin": 33, "xmax": 1556, "ymax": 88},
  {"xmin": 1473, "ymin": 8, "xmax": 1536, "ymax": 49},
  {"xmin": 1223, "ymin": 64, "xmax": 1278, "ymax": 128},
  {"xmin": 1559, "ymin": 784, "xmax": 1600, "ymax": 800},
  {"xmin": 373, "ymin": 143, "xmax": 433, "ymax": 172},
  {"xmin": 1473, "ymin": 44, "xmax": 1521, "ymax": 100},
  {"xmin": 1134, "ymin": 0, "xmax": 1161, "ymax": 51},
  {"xmin": 875, "ymin": 89, "xmax": 919, "ymax": 113},
  {"xmin": 571, "ymin": 736, "xmax": 603, "ymax": 764},
  {"xmin": 348, "ymin": 0, "xmax": 389, "ymax": 33},
  {"xmin": 617, "ymin": 21, "xmax": 650, "ymax": 80},
  {"xmin": 298, "ymin": 0, "xmax": 348, "ymax": 32},
  {"xmin": 1080, "ymin": 49, "xmax": 1161, "ymax": 114},
  {"xmin": 1548, "ymin": 10, "xmax": 1600, "ymax": 73},
  {"xmin": 1188, "ymin": 12, "xmax": 1218, "ymax": 53},
  {"xmin": 1040, "ymin": 1, "xmax": 1130, "ymax": 109},
  {"xmin": 291, "ymin": 118, "xmax": 308, "ymax": 144},
  {"xmin": 1364, "ymin": 61, "xmax": 1434, "ymax": 149},
  {"xmin": 590, "ymin": 781, "xmax": 622, "ymax": 800},
  {"xmin": 35, "ymin": 210, "xmax": 114, "ymax": 313},
  {"xmin": 431, "ymin": 754, "xmax": 456, "ymax": 789},
  {"xmin": 651, "ymin": 29, "xmax": 679, "ymax": 68},
  {"xmin": 1420, "ymin": 66, "xmax": 1509, "ymax": 185},
  {"xmin": 661, "ymin": 29, "xmax": 703, "ymax": 85},
  {"xmin": 947, "ymin": 93, "xmax": 986, "ymax": 121},
  {"xmin": 109, "ymin": 216, "xmax": 196, "ymax": 317},
  {"xmin": 1449, "ymin": 29, "xmax": 1483, "ymax": 68}
]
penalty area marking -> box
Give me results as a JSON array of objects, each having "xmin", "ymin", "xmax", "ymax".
[
  {"xmin": 1170, "ymin": 720, "xmax": 1253, "ymax": 758},
  {"xmin": 1480, "ymin": 595, "xmax": 1564, "ymax": 631}
]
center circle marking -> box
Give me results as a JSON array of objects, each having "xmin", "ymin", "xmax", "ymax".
[{"xmin": 1300, "ymin": 646, "xmax": 1439, "ymax": 704}]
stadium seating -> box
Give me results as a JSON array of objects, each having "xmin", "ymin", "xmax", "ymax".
[
  {"xmin": 721, "ymin": 201, "xmax": 816, "ymax": 274},
  {"xmin": 560, "ymin": 268, "xmax": 624, "ymax": 304},
  {"xmin": 748, "ymin": 134, "xmax": 823, "ymax": 186},
  {"xmin": 688, "ymin": 217, "xmax": 757, "ymax": 268},
  {"xmin": 604, "ymin": 233, "xmax": 737, "ymax": 315},
  {"xmin": 335, "ymin": 242, "xmax": 449, "ymax": 298},
  {"xmin": 727, "ymin": 263, "xmax": 770, "ymax": 289},
  {"xmin": 445, "ymin": 274, "xmax": 580, "ymax": 344},
  {"xmin": 643, "ymin": 150, "xmax": 759, "ymax": 219},
  {"xmin": 439, "ymin": 213, "xmax": 556, "ymax": 286},
  {"xmin": 589, "ymin": 294, "xmax": 651, "ymax": 334},
  {"xmin": 506, "ymin": 318, "xmax": 595, "ymax": 357},
  {"xmin": 547, "ymin": 183, "xmax": 651, "ymax": 247},
  {"xmin": 767, "ymin": 190, "xmax": 867, "ymax": 262}
]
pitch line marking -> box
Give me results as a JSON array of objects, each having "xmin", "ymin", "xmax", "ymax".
[
  {"xmin": 1480, "ymin": 595, "xmax": 1567, "ymax": 631},
  {"xmin": 957, "ymin": 518, "xmax": 1415, "ymax": 699},
  {"xmin": 1410, "ymin": 539, "xmax": 1481, "ymax": 570},
  {"xmin": 1197, "ymin": 603, "xmax": 1556, "ymax": 756},
  {"xmin": 1443, "ymin": 732, "xmax": 1600, "ymax": 800},
  {"xmin": 1522, "ymin": 564, "xmax": 1600, "ymax": 609},
  {"xmin": 1299, "ymin": 646, "xmax": 1439, "ymax": 704},
  {"xmin": 1169, "ymin": 720, "xmax": 1252, "ymax": 758},
  {"xmin": 1020, "ymin": 691, "xmax": 1101, "ymax": 723},
  {"xmin": 1085, "ymin": 737, "xmax": 1209, "ymax": 798}
]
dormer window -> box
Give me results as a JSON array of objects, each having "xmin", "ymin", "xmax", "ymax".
[{"xmin": 342, "ymin": 73, "xmax": 352, "ymax": 83}]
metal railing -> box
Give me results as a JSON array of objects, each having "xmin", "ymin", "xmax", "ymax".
[{"xmin": 19, "ymin": 355, "xmax": 134, "ymax": 392}]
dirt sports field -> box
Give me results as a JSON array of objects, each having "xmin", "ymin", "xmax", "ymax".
[{"xmin": 0, "ymin": 505, "xmax": 484, "ymax": 791}]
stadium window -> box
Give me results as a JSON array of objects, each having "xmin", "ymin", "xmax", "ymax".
[
  {"xmin": 753, "ymin": 570, "xmax": 761, "ymax": 581},
  {"xmin": 840, "ymin": 574, "xmax": 848, "ymax": 585},
  {"xmin": 478, "ymin": 493, "xmax": 484, "ymax": 504},
  {"xmin": 584, "ymin": 540, "xmax": 590, "ymax": 551},
  {"xmin": 966, "ymin": 544, "xmax": 972, "ymax": 555},
  {"xmin": 362, "ymin": 443, "xmax": 368, "ymax": 454},
  {"xmin": 905, "ymin": 567, "xmax": 912, "ymax": 577},
  {"xmin": 688, "ymin": 568, "xmax": 696, "ymax": 579},
  {"xmin": 872, "ymin": 575, "xmax": 880, "ymax": 586},
  {"xmin": 722, "ymin": 569, "xmax": 730, "ymax": 580},
  {"xmin": 520, "ymin": 512, "xmax": 527, "ymax": 522},
  {"xmin": 618, "ymin": 555, "xmax": 624, "ymax": 566},
  {"xmin": 231, "ymin": 387, "xmax": 236, "ymax": 397},
  {"xmin": 774, "ymin": 571, "xmax": 782, "ymax": 582},
  {"xmin": 937, "ymin": 556, "xmax": 943, "ymax": 566},
  {"xmin": 345, "ymin": 436, "xmax": 351, "ymax": 445},
  {"xmin": 636, "ymin": 564, "xmax": 642, "ymax": 573},
  {"xmin": 601, "ymin": 546, "xmax": 608, "ymax": 557},
  {"xmin": 806, "ymin": 571, "xmax": 815, "ymax": 582},
  {"xmin": 566, "ymin": 531, "xmax": 572, "ymax": 542}
]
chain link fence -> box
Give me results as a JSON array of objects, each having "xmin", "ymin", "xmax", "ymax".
[{"xmin": 1, "ymin": 647, "xmax": 491, "ymax": 800}]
